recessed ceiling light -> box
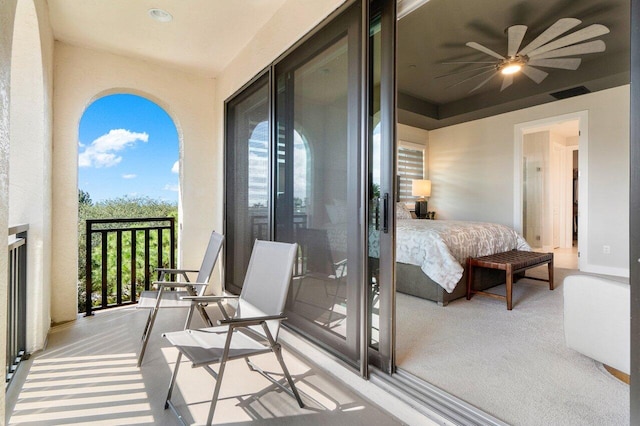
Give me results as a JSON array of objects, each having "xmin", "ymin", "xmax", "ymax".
[{"xmin": 148, "ymin": 8, "xmax": 172, "ymax": 23}]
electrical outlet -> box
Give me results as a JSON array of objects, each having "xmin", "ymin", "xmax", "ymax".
[{"xmin": 603, "ymin": 245, "xmax": 611, "ymax": 254}]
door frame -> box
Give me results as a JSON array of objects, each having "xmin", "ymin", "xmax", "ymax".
[{"xmin": 513, "ymin": 110, "xmax": 588, "ymax": 267}]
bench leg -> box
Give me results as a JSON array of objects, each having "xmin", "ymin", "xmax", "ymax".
[
  {"xmin": 506, "ymin": 264, "xmax": 513, "ymax": 310},
  {"xmin": 466, "ymin": 260, "xmax": 474, "ymax": 300},
  {"xmin": 548, "ymin": 259, "xmax": 554, "ymax": 290}
]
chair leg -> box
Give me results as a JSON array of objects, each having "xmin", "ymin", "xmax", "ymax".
[
  {"xmin": 272, "ymin": 343, "xmax": 304, "ymax": 408},
  {"xmin": 206, "ymin": 330, "xmax": 234, "ymax": 425},
  {"xmin": 138, "ymin": 289, "xmax": 164, "ymax": 367},
  {"xmin": 166, "ymin": 351, "xmax": 183, "ymax": 409},
  {"xmin": 196, "ymin": 303, "xmax": 214, "ymax": 327}
]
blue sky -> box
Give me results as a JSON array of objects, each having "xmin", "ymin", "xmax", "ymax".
[{"xmin": 78, "ymin": 94, "xmax": 179, "ymax": 203}]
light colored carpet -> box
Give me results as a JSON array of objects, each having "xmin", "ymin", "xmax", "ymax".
[{"xmin": 396, "ymin": 266, "xmax": 629, "ymax": 426}]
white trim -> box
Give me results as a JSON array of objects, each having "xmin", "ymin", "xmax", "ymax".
[{"xmin": 514, "ymin": 111, "xmax": 588, "ymax": 270}]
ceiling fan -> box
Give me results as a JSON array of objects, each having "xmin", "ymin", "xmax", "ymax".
[{"xmin": 442, "ymin": 18, "xmax": 609, "ymax": 93}]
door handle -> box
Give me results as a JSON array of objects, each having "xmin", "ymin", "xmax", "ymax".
[{"xmin": 383, "ymin": 193, "xmax": 389, "ymax": 234}]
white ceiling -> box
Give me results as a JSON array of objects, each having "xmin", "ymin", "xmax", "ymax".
[{"xmin": 47, "ymin": 0, "xmax": 290, "ymax": 77}]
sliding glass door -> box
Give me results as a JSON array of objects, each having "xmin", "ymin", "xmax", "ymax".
[
  {"xmin": 224, "ymin": 0, "xmax": 396, "ymax": 374},
  {"xmin": 274, "ymin": 3, "xmax": 363, "ymax": 364}
]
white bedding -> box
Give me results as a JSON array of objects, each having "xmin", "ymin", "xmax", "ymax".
[{"xmin": 371, "ymin": 219, "xmax": 530, "ymax": 293}]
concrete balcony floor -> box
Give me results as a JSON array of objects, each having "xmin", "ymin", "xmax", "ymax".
[{"xmin": 6, "ymin": 305, "xmax": 403, "ymax": 425}]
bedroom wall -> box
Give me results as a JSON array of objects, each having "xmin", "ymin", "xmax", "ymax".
[{"xmin": 428, "ymin": 85, "xmax": 630, "ymax": 276}]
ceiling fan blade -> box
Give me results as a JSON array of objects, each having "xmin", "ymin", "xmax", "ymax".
[
  {"xmin": 446, "ymin": 68, "xmax": 496, "ymax": 89},
  {"xmin": 469, "ymin": 72, "xmax": 500, "ymax": 93},
  {"xmin": 441, "ymin": 61, "xmax": 498, "ymax": 64},
  {"xmin": 508, "ymin": 25, "xmax": 528, "ymax": 57},
  {"xmin": 501, "ymin": 75, "xmax": 514, "ymax": 91},
  {"xmin": 518, "ymin": 18, "xmax": 582, "ymax": 56},
  {"xmin": 527, "ymin": 58, "xmax": 582, "ymax": 70},
  {"xmin": 435, "ymin": 65, "xmax": 497, "ymax": 79},
  {"xmin": 527, "ymin": 24, "xmax": 609, "ymax": 57},
  {"xmin": 466, "ymin": 42, "xmax": 505, "ymax": 60},
  {"xmin": 521, "ymin": 65, "xmax": 549, "ymax": 84},
  {"xmin": 530, "ymin": 40, "xmax": 606, "ymax": 60}
]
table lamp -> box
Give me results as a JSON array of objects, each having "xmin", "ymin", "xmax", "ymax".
[{"xmin": 412, "ymin": 179, "xmax": 431, "ymax": 219}]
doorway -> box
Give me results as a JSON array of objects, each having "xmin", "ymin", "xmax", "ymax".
[{"xmin": 515, "ymin": 112, "xmax": 586, "ymax": 270}]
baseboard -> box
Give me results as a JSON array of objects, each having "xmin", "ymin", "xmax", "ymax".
[{"xmin": 581, "ymin": 264, "xmax": 629, "ymax": 278}]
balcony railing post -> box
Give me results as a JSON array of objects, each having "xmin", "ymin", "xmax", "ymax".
[
  {"xmin": 170, "ymin": 218, "xmax": 176, "ymax": 271},
  {"xmin": 7, "ymin": 224, "xmax": 29, "ymax": 386},
  {"xmin": 85, "ymin": 220, "xmax": 93, "ymax": 316}
]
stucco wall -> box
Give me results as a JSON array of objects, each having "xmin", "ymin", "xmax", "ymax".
[
  {"xmin": 429, "ymin": 85, "xmax": 630, "ymax": 275},
  {"xmin": 52, "ymin": 43, "xmax": 216, "ymax": 323},
  {"xmin": 9, "ymin": 0, "xmax": 55, "ymax": 354},
  {"xmin": 1, "ymin": 0, "xmax": 18, "ymax": 419}
]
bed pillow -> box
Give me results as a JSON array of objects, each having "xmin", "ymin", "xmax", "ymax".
[{"xmin": 396, "ymin": 202, "xmax": 412, "ymax": 219}]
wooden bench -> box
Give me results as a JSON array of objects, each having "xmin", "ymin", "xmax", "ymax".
[{"xmin": 466, "ymin": 250, "xmax": 554, "ymax": 310}]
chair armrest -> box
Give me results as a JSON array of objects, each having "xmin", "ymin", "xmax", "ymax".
[
  {"xmin": 153, "ymin": 281, "xmax": 207, "ymax": 288},
  {"xmin": 156, "ymin": 268, "xmax": 199, "ymax": 274},
  {"xmin": 217, "ymin": 314, "xmax": 286, "ymax": 327},
  {"xmin": 180, "ymin": 295, "xmax": 240, "ymax": 302}
]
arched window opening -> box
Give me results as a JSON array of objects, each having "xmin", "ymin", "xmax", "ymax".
[{"xmin": 77, "ymin": 93, "xmax": 180, "ymax": 314}]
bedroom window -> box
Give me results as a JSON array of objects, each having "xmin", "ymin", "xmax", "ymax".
[{"xmin": 397, "ymin": 141, "xmax": 426, "ymax": 201}]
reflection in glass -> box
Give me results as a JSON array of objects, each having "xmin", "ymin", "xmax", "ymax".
[
  {"xmin": 368, "ymin": 18, "xmax": 382, "ymax": 350},
  {"xmin": 225, "ymin": 77, "xmax": 269, "ymax": 291},
  {"xmin": 277, "ymin": 35, "xmax": 353, "ymax": 342}
]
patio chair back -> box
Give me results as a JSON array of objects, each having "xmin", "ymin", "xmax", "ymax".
[
  {"xmin": 237, "ymin": 240, "xmax": 298, "ymax": 339},
  {"xmin": 195, "ymin": 231, "xmax": 225, "ymax": 287}
]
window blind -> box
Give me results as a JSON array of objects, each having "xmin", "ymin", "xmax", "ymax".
[{"xmin": 397, "ymin": 146, "xmax": 424, "ymax": 201}]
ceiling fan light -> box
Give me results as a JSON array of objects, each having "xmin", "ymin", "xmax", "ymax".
[{"xmin": 501, "ymin": 64, "xmax": 522, "ymax": 75}]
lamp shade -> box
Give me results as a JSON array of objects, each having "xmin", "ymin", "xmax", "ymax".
[{"xmin": 411, "ymin": 179, "xmax": 432, "ymax": 198}]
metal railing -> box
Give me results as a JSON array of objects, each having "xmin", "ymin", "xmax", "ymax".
[
  {"xmin": 7, "ymin": 224, "xmax": 28, "ymax": 387},
  {"xmin": 84, "ymin": 218, "xmax": 175, "ymax": 316}
]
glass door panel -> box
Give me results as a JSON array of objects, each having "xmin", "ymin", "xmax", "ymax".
[
  {"xmin": 225, "ymin": 74, "xmax": 270, "ymax": 293},
  {"xmin": 275, "ymin": 3, "xmax": 362, "ymax": 363}
]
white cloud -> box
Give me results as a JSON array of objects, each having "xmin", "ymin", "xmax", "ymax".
[
  {"xmin": 171, "ymin": 160, "xmax": 179, "ymax": 174},
  {"xmin": 122, "ymin": 174, "xmax": 137, "ymax": 179},
  {"xmin": 79, "ymin": 129, "xmax": 149, "ymax": 168},
  {"xmin": 164, "ymin": 184, "xmax": 179, "ymax": 192}
]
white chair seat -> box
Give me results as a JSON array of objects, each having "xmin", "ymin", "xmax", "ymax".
[
  {"xmin": 138, "ymin": 290, "xmax": 193, "ymax": 309},
  {"xmin": 164, "ymin": 327, "xmax": 268, "ymax": 366}
]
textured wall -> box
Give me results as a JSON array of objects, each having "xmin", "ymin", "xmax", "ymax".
[
  {"xmin": 1, "ymin": 0, "xmax": 19, "ymax": 420},
  {"xmin": 52, "ymin": 43, "xmax": 216, "ymax": 322},
  {"xmin": 9, "ymin": 0, "xmax": 55, "ymax": 355}
]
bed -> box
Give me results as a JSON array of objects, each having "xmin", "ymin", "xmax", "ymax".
[
  {"xmin": 369, "ymin": 205, "xmax": 531, "ymax": 305},
  {"xmin": 320, "ymin": 201, "xmax": 531, "ymax": 306}
]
